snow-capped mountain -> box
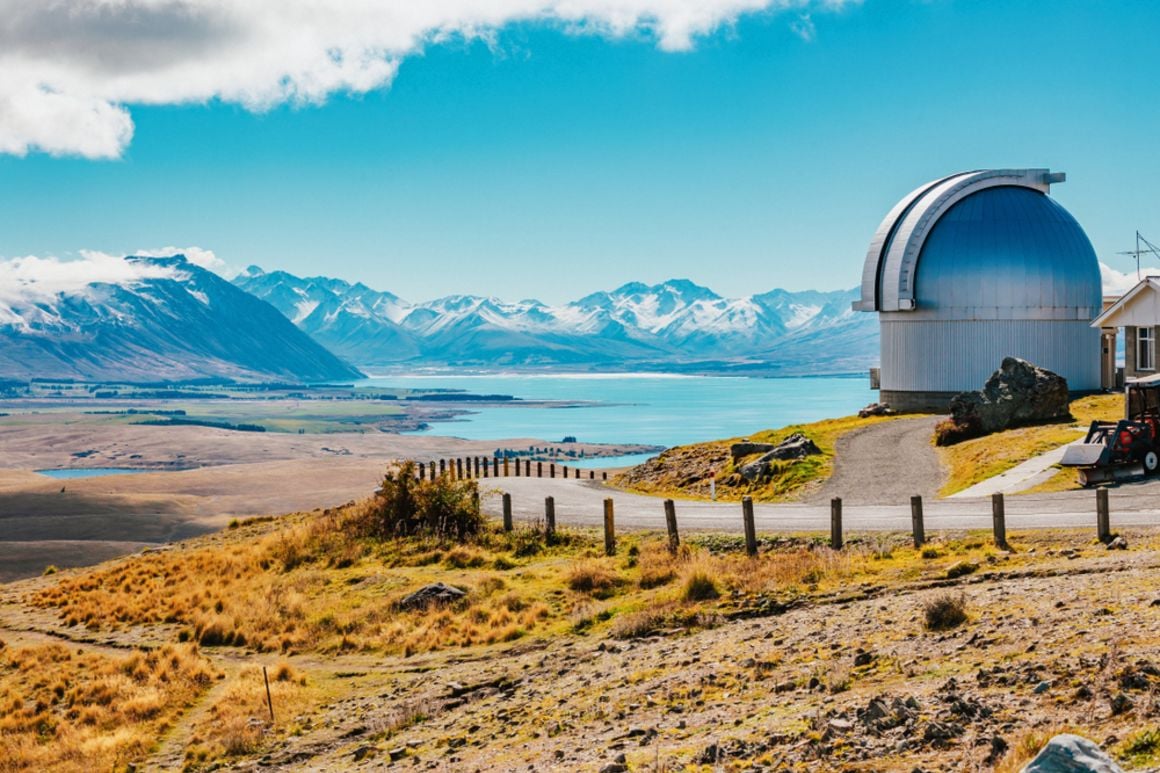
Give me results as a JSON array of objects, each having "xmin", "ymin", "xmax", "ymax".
[
  {"xmin": 0, "ymin": 254, "xmax": 363, "ymax": 382},
  {"xmin": 234, "ymin": 267, "xmax": 877, "ymax": 373}
]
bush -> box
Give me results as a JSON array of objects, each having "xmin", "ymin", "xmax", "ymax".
[
  {"xmin": 369, "ymin": 461, "xmax": 483, "ymax": 541},
  {"xmin": 923, "ymin": 592, "xmax": 968, "ymax": 630}
]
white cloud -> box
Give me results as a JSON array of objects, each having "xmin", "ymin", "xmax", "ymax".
[
  {"xmin": 1100, "ymin": 261, "xmax": 1142, "ymax": 296},
  {"xmin": 789, "ymin": 14, "xmax": 816, "ymax": 41},
  {"xmin": 0, "ymin": 0, "xmax": 856, "ymax": 159},
  {"xmin": 134, "ymin": 246, "xmax": 233, "ymax": 276}
]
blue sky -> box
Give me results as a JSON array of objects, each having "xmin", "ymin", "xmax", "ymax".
[{"xmin": 1, "ymin": 0, "xmax": 1157, "ymax": 303}]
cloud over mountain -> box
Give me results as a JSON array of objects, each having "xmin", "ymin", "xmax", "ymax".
[{"xmin": 0, "ymin": 0, "xmax": 854, "ymax": 159}]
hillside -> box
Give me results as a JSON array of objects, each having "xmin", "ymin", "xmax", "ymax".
[
  {"xmin": 0, "ymin": 254, "xmax": 363, "ymax": 382},
  {"xmin": 2, "ymin": 478, "xmax": 1159, "ymax": 771},
  {"xmin": 234, "ymin": 268, "xmax": 877, "ymax": 372}
]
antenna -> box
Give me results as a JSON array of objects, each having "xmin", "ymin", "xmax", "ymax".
[{"xmin": 1117, "ymin": 231, "xmax": 1160, "ymax": 280}]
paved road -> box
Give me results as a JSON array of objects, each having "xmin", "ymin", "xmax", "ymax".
[
  {"xmin": 481, "ymin": 477, "xmax": 1160, "ymax": 533},
  {"xmin": 809, "ymin": 416, "xmax": 944, "ymax": 504}
]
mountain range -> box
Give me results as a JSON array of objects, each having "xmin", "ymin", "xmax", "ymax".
[
  {"xmin": 0, "ymin": 255, "xmax": 363, "ymax": 382},
  {"xmin": 234, "ymin": 267, "xmax": 877, "ymax": 374}
]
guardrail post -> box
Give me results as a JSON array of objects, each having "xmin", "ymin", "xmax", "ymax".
[
  {"xmin": 830, "ymin": 497, "xmax": 843, "ymax": 550},
  {"xmin": 603, "ymin": 498, "xmax": 616, "ymax": 555},
  {"xmin": 992, "ymin": 492, "xmax": 1007, "ymax": 548},
  {"xmin": 1097, "ymin": 487, "xmax": 1110, "ymax": 542},
  {"xmin": 910, "ymin": 495, "xmax": 925, "ymax": 548},
  {"xmin": 545, "ymin": 496, "xmax": 556, "ymax": 540},
  {"xmin": 502, "ymin": 493, "xmax": 513, "ymax": 532},
  {"xmin": 664, "ymin": 499, "xmax": 679, "ymax": 554},
  {"xmin": 742, "ymin": 496, "xmax": 757, "ymax": 557}
]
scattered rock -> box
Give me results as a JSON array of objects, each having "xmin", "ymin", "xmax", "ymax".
[
  {"xmin": 1020, "ymin": 733, "xmax": 1125, "ymax": 772},
  {"xmin": 1106, "ymin": 536, "xmax": 1128, "ymax": 550},
  {"xmin": 853, "ymin": 650, "xmax": 875, "ymax": 667},
  {"xmin": 737, "ymin": 433, "xmax": 822, "ymax": 481},
  {"xmin": 1109, "ymin": 693, "xmax": 1133, "ymax": 716},
  {"xmin": 937, "ymin": 358, "xmax": 1069, "ymax": 445},
  {"xmin": 398, "ymin": 583, "xmax": 467, "ymax": 611},
  {"xmin": 352, "ymin": 745, "xmax": 377, "ymax": 762},
  {"xmin": 858, "ymin": 402, "xmax": 895, "ymax": 418},
  {"xmin": 1033, "ymin": 681, "xmax": 1051, "ymax": 695}
]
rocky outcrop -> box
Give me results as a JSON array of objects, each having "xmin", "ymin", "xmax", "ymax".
[
  {"xmin": 935, "ymin": 358, "xmax": 1070, "ymax": 446},
  {"xmin": 858, "ymin": 402, "xmax": 895, "ymax": 418},
  {"xmin": 398, "ymin": 583, "xmax": 466, "ymax": 611},
  {"xmin": 737, "ymin": 433, "xmax": 822, "ymax": 481},
  {"xmin": 1020, "ymin": 733, "xmax": 1124, "ymax": 772}
]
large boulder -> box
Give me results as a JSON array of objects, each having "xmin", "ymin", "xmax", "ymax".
[
  {"xmin": 398, "ymin": 582, "xmax": 466, "ymax": 611},
  {"xmin": 737, "ymin": 432, "xmax": 822, "ymax": 481},
  {"xmin": 1020, "ymin": 733, "xmax": 1124, "ymax": 772},
  {"xmin": 940, "ymin": 357, "xmax": 1069, "ymax": 443}
]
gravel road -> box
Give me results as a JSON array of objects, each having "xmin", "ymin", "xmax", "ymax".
[{"xmin": 809, "ymin": 415, "xmax": 945, "ymax": 505}]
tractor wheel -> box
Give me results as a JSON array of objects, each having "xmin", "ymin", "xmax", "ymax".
[{"xmin": 1145, "ymin": 451, "xmax": 1159, "ymax": 474}]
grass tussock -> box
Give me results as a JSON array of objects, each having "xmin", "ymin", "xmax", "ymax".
[
  {"xmin": 923, "ymin": 592, "xmax": 969, "ymax": 631},
  {"xmin": 613, "ymin": 413, "xmax": 905, "ymax": 503},
  {"xmin": 0, "ymin": 641, "xmax": 217, "ymax": 773}
]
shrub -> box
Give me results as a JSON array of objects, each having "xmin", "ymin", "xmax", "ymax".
[
  {"xmin": 368, "ymin": 461, "xmax": 483, "ymax": 541},
  {"xmin": 921, "ymin": 547, "xmax": 941, "ymax": 559},
  {"xmin": 611, "ymin": 607, "xmax": 668, "ymax": 639},
  {"xmin": 682, "ymin": 570, "xmax": 720, "ymax": 602},
  {"xmin": 923, "ymin": 592, "xmax": 968, "ymax": 630},
  {"xmin": 934, "ymin": 415, "xmax": 984, "ymax": 446}
]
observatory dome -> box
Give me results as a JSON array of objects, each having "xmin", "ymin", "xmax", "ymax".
[{"xmin": 856, "ymin": 169, "xmax": 1102, "ymax": 411}]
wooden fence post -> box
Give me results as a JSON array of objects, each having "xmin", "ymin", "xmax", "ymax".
[
  {"xmin": 589, "ymin": 470, "xmax": 595, "ymax": 480},
  {"xmin": 430, "ymin": 461, "xmax": 437, "ymax": 481},
  {"xmin": 550, "ymin": 463, "xmax": 556, "ymax": 479},
  {"xmin": 537, "ymin": 461, "xmax": 543, "ymax": 478},
  {"xmin": 1097, "ymin": 487, "xmax": 1110, "ymax": 543},
  {"xmin": 992, "ymin": 493, "xmax": 1007, "ymax": 548},
  {"xmin": 474, "ymin": 457, "xmax": 480, "ymax": 477},
  {"xmin": 263, "ymin": 666, "xmax": 275, "ymax": 723},
  {"xmin": 502, "ymin": 493, "xmax": 513, "ymax": 532},
  {"xmin": 439, "ymin": 459, "xmax": 446, "ymax": 477},
  {"xmin": 418, "ymin": 462, "xmax": 425, "ymax": 480},
  {"xmin": 457, "ymin": 458, "xmax": 464, "ymax": 479},
  {"xmin": 663, "ymin": 499, "xmax": 680, "ymax": 554},
  {"xmin": 603, "ymin": 498, "xmax": 616, "ymax": 556},
  {"xmin": 602, "ymin": 471, "xmax": 607, "ymax": 481},
  {"xmin": 910, "ymin": 495, "xmax": 925, "ymax": 548},
  {"xmin": 575, "ymin": 468, "xmax": 580, "ymax": 480},
  {"xmin": 544, "ymin": 496, "xmax": 556, "ymax": 540},
  {"xmin": 742, "ymin": 496, "xmax": 757, "ymax": 557},
  {"xmin": 830, "ymin": 497, "xmax": 843, "ymax": 550},
  {"xmin": 503, "ymin": 457, "xmax": 510, "ymax": 477}
]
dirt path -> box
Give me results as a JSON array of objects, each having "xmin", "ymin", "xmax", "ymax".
[{"xmin": 809, "ymin": 415, "xmax": 945, "ymax": 505}]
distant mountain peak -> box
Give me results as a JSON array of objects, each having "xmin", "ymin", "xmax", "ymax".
[{"xmin": 234, "ymin": 268, "xmax": 872, "ymax": 373}]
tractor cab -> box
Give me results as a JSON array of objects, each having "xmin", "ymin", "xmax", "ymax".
[{"xmin": 1061, "ymin": 377, "xmax": 1160, "ymax": 486}]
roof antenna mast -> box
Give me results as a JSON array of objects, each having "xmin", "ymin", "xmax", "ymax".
[{"xmin": 1119, "ymin": 231, "xmax": 1160, "ymax": 280}]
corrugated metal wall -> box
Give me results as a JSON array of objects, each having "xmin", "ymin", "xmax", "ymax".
[{"xmin": 880, "ymin": 319, "xmax": 1101, "ymax": 392}]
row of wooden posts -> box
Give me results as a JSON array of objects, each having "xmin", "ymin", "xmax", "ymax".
[
  {"xmin": 415, "ymin": 457, "xmax": 608, "ymax": 482},
  {"xmin": 493, "ymin": 488, "xmax": 1119, "ymax": 557}
]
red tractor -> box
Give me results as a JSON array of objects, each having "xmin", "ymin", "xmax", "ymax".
[{"xmin": 1061, "ymin": 379, "xmax": 1160, "ymax": 486}]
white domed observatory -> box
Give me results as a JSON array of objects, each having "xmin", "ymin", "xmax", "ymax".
[{"xmin": 854, "ymin": 169, "xmax": 1103, "ymax": 412}]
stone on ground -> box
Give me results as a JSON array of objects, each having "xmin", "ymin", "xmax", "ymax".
[{"xmin": 1020, "ymin": 733, "xmax": 1124, "ymax": 773}]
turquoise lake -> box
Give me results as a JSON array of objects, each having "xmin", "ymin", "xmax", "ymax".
[{"xmin": 356, "ymin": 374, "xmax": 873, "ymax": 467}]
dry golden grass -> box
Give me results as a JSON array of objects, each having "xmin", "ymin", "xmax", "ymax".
[
  {"xmin": 937, "ymin": 393, "xmax": 1121, "ymax": 495},
  {"xmin": 183, "ymin": 664, "xmax": 311, "ymax": 768},
  {"xmin": 0, "ymin": 640, "xmax": 217, "ymax": 773},
  {"xmin": 613, "ymin": 413, "xmax": 906, "ymax": 502}
]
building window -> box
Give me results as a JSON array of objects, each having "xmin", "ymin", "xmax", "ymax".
[{"xmin": 1139, "ymin": 327, "xmax": 1155, "ymax": 371}]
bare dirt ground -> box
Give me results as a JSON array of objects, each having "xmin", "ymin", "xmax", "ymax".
[
  {"xmin": 810, "ymin": 416, "xmax": 945, "ymax": 505},
  {"xmin": 3, "ymin": 526, "xmax": 1159, "ymax": 771}
]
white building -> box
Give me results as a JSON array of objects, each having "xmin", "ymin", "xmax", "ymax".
[{"xmin": 855, "ymin": 169, "xmax": 1104, "ymax": 412}]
